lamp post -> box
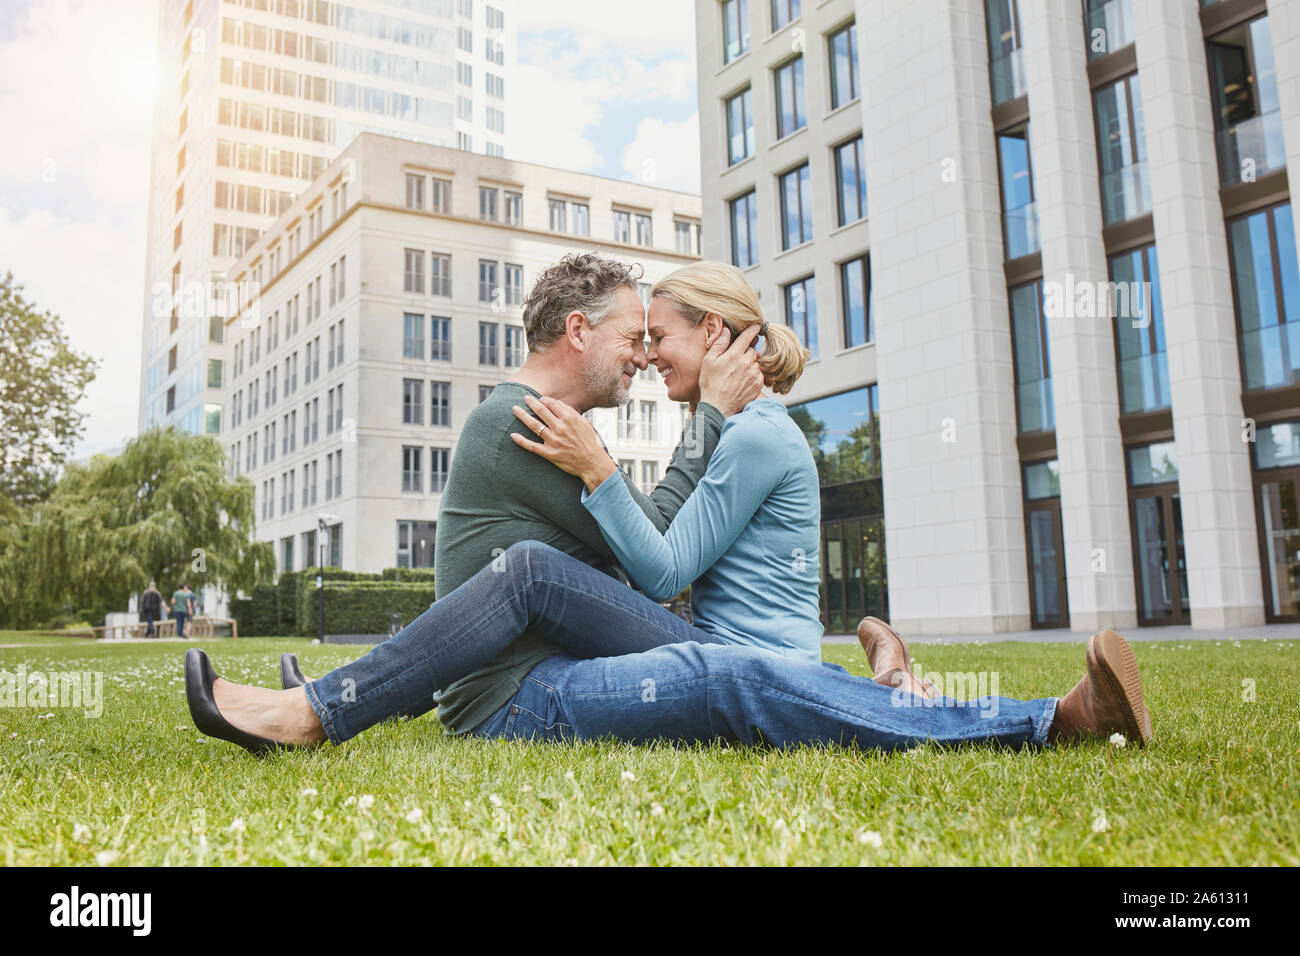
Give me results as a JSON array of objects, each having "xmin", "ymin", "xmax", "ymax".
[{"xmin": 316, "ymin": 514, "xmax": 338, "ymax": 643}]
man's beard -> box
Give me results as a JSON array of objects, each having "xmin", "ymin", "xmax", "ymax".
[{"xmin": 581, "ymin": 354, "xmax": 634, "ymax": 408}]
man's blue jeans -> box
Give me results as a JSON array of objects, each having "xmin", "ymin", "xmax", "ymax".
[
  {"xmin": 305, "ymin": 540, "xmax": 1057, "ymax": 751},
  {"xmin": 174, "ymin": 612, "xmax": 188, "ymax": 638}
]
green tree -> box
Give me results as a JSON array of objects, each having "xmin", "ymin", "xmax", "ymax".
[
  {"xmin": 9, "ymin": 426, "xmax": 276, "ymax": 628},
  {"xmin": 0, "ymin": 272, "xmax": 99, "ymax": 506}
]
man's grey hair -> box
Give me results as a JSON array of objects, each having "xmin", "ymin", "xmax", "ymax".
[{"xmin": 521, "ymin": 252, "xmax": 644, "ymax": 352}]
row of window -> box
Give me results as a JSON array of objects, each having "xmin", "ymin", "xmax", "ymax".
[
  {"xmin": 255, "ymin": 449, "xmax": 343, "ymax": 521},
  {"xmin": 401, "ymin": 445, "xmax": 451, "ymax": 493},
  {"xmin": 233, "ymin": 384, "xmax": 345, "ymax": 477},
  {"xmin": 728, "ymin": 133, "xmax": 866, "ymax": 264},
  {"xmin": 276, "ymin": 523, "xmax": 343, "ymax": 574}
]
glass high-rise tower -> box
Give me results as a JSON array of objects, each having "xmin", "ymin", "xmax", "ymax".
[{"xmin": 137, "ymin": 0, "xmax": 515, "ymax": 436}]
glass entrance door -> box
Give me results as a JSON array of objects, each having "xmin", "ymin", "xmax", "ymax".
[
  {"xmin": 1129, "ymin": 486, "xmax": 1188, "ymax": 624},
  {"xmin": 1024, "ymin": 500, "xmax": 1068, "ymax": 628},
  {"xmin": 819, "ymin": 517, "xmax": 887, "ymax": 633},
  {"xmin": 1255, "ymin": 471, "xmax": 1300, "ymax": 620}
]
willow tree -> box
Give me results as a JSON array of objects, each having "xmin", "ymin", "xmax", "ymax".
[{"xmin": 22, "ymin": 426, "xmax": 276, "ymax": 625}]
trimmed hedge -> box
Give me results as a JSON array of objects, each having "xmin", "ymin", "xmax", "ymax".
[
  {"xmin": 230, "ymin": 584, "xmax": 281, "ymax": 637},
  {"xmin": 293, "ymin": 569, "xmax": 387, "ymax": 636},
  {"xmin": 381, "ymin": 567, "xmax": 438, "ymax": 582},
  {"xmin": 312, "ymin": 582, "xmax": 437, "ymax": 635}
]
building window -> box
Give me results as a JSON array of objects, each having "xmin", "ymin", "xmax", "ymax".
[
  {"xmin": 430, "ymin": 447, "xmax": 450, "ymax": 493},
  {"xmin": 404, "ymin": 248, "xmax": 424, "ymax": 293},
  {"xmin": 1228, "ymin": 202, "xmax": 1299, "ymax": 391},
  {"xmin": 403, "ymin": 378, "xmax": 424, "ymax": 425},
  {"xmin": 840, "ymin": 255, "xmax": 872, "ymax": 349},
  {"xmin": 405, "ymin": 173, "xmax": 424, "ymax": 210},
  {"xmin": 635, "ymin": 213, "xmax": 653, "ymax": 247},
  {"xmin": 1094, "ymin": 73, "xmax": 1150, "ymax": 224},
  {"xmin": 1207, "ymin": 15, "xmax": 1284, "ymax": 186},
  {"xmin": 1085, "ymin": 0, "xmax": 1134, "ymax": 60},
  {"xmin": 787, "ymin": 384, "xmax": 882, "ymax": 484},
  {"xmin": 396, "ymin": 519, "xmax": 437, "ymax": 569},
  {"xmin": 430, "ymin": 380, "xmax": 451, "ymax": 427},
  {"xmin": 730, "ymin": 190, "xmax": 758, "ymax": 268},
  {"xmin": 674, "ymin": 220, "xmax": 696, "ymax": 254},
  {"xmin": 986, "ymin": 0, "xmax": 1026, "ymax": 105},
  {"xmin": 726, "ymin": 87, "xmax": 754, "ymax": 165},
  {"xmin": 431, "ymin": 178, "xmax": 451, "ymax": 213},
  {"xmin": 618, "ymin": 402, "xmax": 635, "ymax": 441},
  {"xmin": 479, "ymin": 186, "xmax": 498, "ymax": 221},
  {"xmin": 430, "ymin": 253, "xmax": 451, "ymax": 296},
  {"xmin": 828, "ymin": 22, "xmax": 858, "ymax": 109},
  {"xmin": 549, "ymin": 198, "xmax": 566, "ymax": 232},
  {"xmin": 478, "ymin": 259, "xmax": 498, "ymax": 302},
  {"xmin": 504, "ymin": 190, "xmax": 522, "ymax": 225},
  {"xmin": 779, "ymin": 163, "xmax": 813, "ymax": 250},
  {"xmin": 997, "ymin": 123, "xmax": 1039, "ymax": 260},
  {"xmin": 771, "ymin": 0, "xmax": 800, "ymax": 32},
  {"xmin": 640, "ymin": 460, "xmax": 659, "ymax": 494},
  {"xmin": 402, "ymin": 445, "xmax": 422, "ymax": 492},
  {"xmin": 783, "ymin": 275, "xmax": 819, "ymax": 358},
  {"xmin": 479, "ymin": 322, "xmax": 498, "ymax": 365},
  {"xmin": 1110, "ymin": 243, "xmax": 1169, "ymax": 414},
  {"xmin": 403, "ymin": 312, "xmax": 424, "ymax": 358},
  {"xmin": 774, "ymin": 56, "xmax": 805, "ymax": 139},
  {"xmin": 723, "ymin": 0, "xmax": 750, "ymax": 64},
  {"xmin": 613, "ymin": 210, "xmax": 631, "ymax": 244},
  {"xmin": 834, "ymin": 136, "xmax": 867, "ymax": 225},
  {"xmin": 504, "ymin": 325, "xmax": 526, "ymax": 368},
  {"xmin": 639, "ymin": 401, "xmax": 658, "ymax": 442},
  {"xmin": 431, "ymin": 316, "xmax": 451, "ymax": 361},
  {"xmin": 478, "ymin": 384, "xmax": 494, "ymax": 404},
  {"xmin": 504, "ymin": 262, "xmax": 523, "ymax": 305},
  {"xmin": 1009, "ymin": 279, "xmax": 1054, "ymax": 433},
  {"xmin": 328, "ymin": 520, "xmax": 342, "ymax": 565},
  {"xmin": 572, "ymin": 203, "xmax": 589, "ymax": 236}
]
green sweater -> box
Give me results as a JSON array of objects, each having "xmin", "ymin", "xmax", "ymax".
[{"xmin": 432, "ymin": 382, "xmax": 724, "ymax": 733}]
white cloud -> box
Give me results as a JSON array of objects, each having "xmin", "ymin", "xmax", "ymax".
[
  {"xmin": 621, "ymin": 114, "xmax": 701, "ymax": 195},
  {"xmin": 510, "ymin": 1, "xmax": 700, "ymax": 187}
]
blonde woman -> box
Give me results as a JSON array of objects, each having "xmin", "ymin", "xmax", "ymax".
[{"xmin": 187, "ymin": 260, "xmax": 1150, "ymax": 754}]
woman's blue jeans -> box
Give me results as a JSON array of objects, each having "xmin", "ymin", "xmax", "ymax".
[{"xmin": 304, "ymin": 541, "xmax": 1058, "ymax": 751}]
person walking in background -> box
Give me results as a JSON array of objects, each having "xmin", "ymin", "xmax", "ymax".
[
  {"xmin": 171, "ymin": 583, "xmax": 192, "ymax": 638},
  {"xmin": 140, "ymin": 581, "xmax": 166, "ymax": 638}
]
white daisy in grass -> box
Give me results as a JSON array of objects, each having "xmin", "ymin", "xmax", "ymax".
[
  {"xmin": 1109, "ymin": 732, "xmax": 1127, "ymax": 747},
  {"xmin": 857, "ymin": 830, "xmax": 883, "ymax": 847},
  {"xmin": 620, "ymin": 770, "xmax": 636, "ymax": 782},
  {"xmin": 650, "ymin": 803, "xmax": 665, "ymax": 817},
  {"xmin": 228, "ymin": 818, "xmax": 246, "ymax": 834},
  {"xmin": 564, "ymin": 770, "xmax": 575, "ymax": 782},
  {"xmin": 405, "ymin": 808, "xmax": 423, "ymax": 823},
  {"xmin": 72, "ymin": 824, "xmax": 91, "ymax": 843},
  {"xmin": 1092, "ymin": 808, "xmax": 1109, "ymax": 833},
  {"xmin": 95, "ymin": 850, "xmax": 120, "ymax": 866},
  {"xmin": 357, "ymin": 794, "xmax": 375, "ymax": 810},
  {"xmin": 299, "ymin": 787, "xmax": 318, "ymax": 798},
  {"xmin": 488, "ymin": 794, "xmax": 503, "ymax": 808},
  {"xmin": 343, "ymin": 795, "xmax": 357, "ymax": 807}
]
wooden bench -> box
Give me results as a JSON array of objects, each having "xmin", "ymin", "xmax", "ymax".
[{"xmin": 92, "ymin": 617, "xmax": 239, "ymax": 640}]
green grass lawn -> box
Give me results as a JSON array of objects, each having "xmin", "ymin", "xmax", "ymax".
[{"xmin": 1, "ymin": 633, "xmax": 1296, "ymax": 865}]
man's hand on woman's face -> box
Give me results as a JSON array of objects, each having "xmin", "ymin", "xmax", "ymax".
[
  {"xmin": 698, "ymin": 324, "xmax": 763, "ymax": 417},
  {"xmin": 511, "ymin": 394, "xmax": 618, "ymax": 493}
]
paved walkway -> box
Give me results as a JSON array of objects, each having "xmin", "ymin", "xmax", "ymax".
[{"xmin": 822, "ymin": 622, "xmax": 1300, "ymax": 645}]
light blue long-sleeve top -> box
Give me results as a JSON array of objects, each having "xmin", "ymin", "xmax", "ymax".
[{"xmin": 581, "ymin": 397, "xmax": 824, "ymax": 664}]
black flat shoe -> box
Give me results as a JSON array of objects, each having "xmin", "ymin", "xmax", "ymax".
[
  {"xmin": 184, "ymin": 648, "xmax": 298, "ymax": 755},
  {"xmin": 280, "ymin": 652, "xmax": 311, "ymax": 689}
]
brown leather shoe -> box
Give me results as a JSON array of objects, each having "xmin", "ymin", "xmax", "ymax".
[
  {"xmin": 1049, "ymin": 630, "xmax": 1152, "ymax": 746},
  {"xmin": 856, "ymin": 616, "xmax": 936, "ymax": 699}
]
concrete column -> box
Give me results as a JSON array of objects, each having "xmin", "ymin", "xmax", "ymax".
[
  {"xmin": 1135, "ymin": 0, "xmax": 1265, "ymax": 627},
  {"xmin": 859, "ymin": 0, "xmax": 1030, "ymax": 634},
  {"xmin": 1019, "ymin": 3, "xmax": 1137, "ymax": 631},
  {"xmin": 1269, "ymin": 0, "xmax": 1300, "ymax": 187}
]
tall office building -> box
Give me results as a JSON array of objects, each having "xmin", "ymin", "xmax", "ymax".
[
  {"xmin": 223, "ymin": 133, "xmax": 702, "ymax": 574},
  {"xmin": 695, "ymin": 0, "xmax": 1300, "ymax": 633},
  {"xmin": 138, "ymin": 0, "xmax": 516, "ymax": 439}
]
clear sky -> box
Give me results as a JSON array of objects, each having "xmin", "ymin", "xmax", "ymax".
[{"xmin": 0, "ymin": 0, "xmax": 701, "ymax": 460}]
